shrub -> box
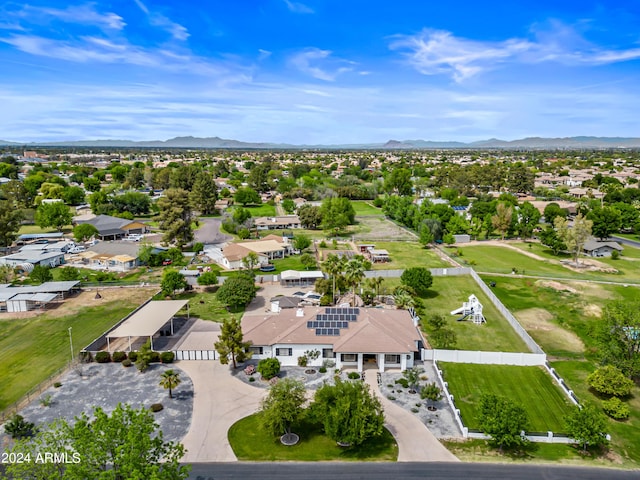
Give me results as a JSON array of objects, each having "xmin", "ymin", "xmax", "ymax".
[
  {"xmin": 160, "ymin": 351, "xmax": 175, "ymax": 364},
  {"xmin": 112, "ymin": 351, "xmax": 127, "ymax": 363},
  {"xmin": 249, "ymin": 377, "xmax": 255, "ymax": 382},
  {"xmin": 395, "ymin": 378, "xmax": 409, "ymax": 388},
  {"xmin": 387, "ymin": 395, "xmax": 396, "ymax": 401},
  {"xmin": 319, "ymin": 366, "xmax": 327, "ymax": 373},
  {"xmin": 4, "ymin": 414, "xmax": 36, "ymax": 439},
  {"xmin": 149, "ymin": 351, "xmax": 161, "ymax": 363},
  {"xmin": 95, "ymin": 351, "xmax": 111, "ymax": 363},
  {"xmin": 150, "ymin": 403, "xmax": 164, "ymax": 413},
  {"xmin": 587, "ymin": 365, "xmax": 634, "ymax": 397},
  {"xmin": 411, "ymin": 408, "xmax": 419, "ymax": 413},
  {"xmin": 128, "ymin": 351, "xmax": 138, "ymax": 362},
  {"xmin": 297, "ymin": 355, "xmax": 308, "ymax": 367},
  {"xmin": 602, "ymin": 397, "xmax": 630, "ymax": 420},
  {"xmin": 611, "ymin": 250, "xmax": 620, "ymax": 260},
  {"xmin": 39, "ymin": 394, "xmax": 53, "ymax": 407},
  {"xmin": 53, "ymin": 382, "xmax": 62, "ymax": 388},
  {"xmin": 347, "ymin": 372, "xmax": 361, "ymax": 380},
  {"xmin": 122, "ymin": 359, "xmax": 132, "ymax": 367},
  {"xmin": 257, "ymin": 358, "xmax": 281, "ymax": 380}
]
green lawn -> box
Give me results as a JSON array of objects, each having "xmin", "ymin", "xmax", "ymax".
[
  {"xmin": 383, "ymin": 275, "xmax": 529, "ymax": 352},
  {"xmin": 244, "ymin": 204, "xmax": 277, "ymax": 217},
  {"xmin": 352, "ymin": 200, "xmax": 383, "ymax": 216},
  {"xmin": 171, "ymin": 290, "xmax": 244, "ymax": 323},
  {"xmin": 439, "ymin": 363, "xmax": 574, "ymax": 433},
  {"xmin": 370, "ymin": 242, "xmax": 450, "ymax": 270},
  {"xmin": 0, "ymin": 300, "xmax": 144, "ymax": 412},
  {"xmin": 228, "ymin": 413, "xmax": 398, "ymax": 461},
  {"xmin": 270, "ymin": 255, "xmax": 311, "ymax": 273},
  {"xmin": 18, "ymin": 224, "xmax": 72, "ymax": 235}
]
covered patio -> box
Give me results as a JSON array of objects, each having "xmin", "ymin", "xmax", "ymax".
[{"xmin": 105, "ymin": 300, "xmax": 190, "ymax": 352}]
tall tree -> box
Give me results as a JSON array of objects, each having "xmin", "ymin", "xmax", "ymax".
[
  {"xmin": 159, "ymin": 369, "xmax": 181, "ymax": 399},
  {"xmin": 554, "ymin": 214, "xmax": 593, "ymax": 265},
  {"xmin": 320, "ymin": 197, "xmax": 355, "ymax": 234},
  {"xmin": 400, "ymin": 267, "xmax": 433, "ymax": 295},
  {"xmin": 216, "ymin": 276, "xmax": 256, "ymax": 308},
  {"xmin": 73, "ymin": 223, "xmax": 98, "ymax": 242},
  {"xmin": 344, "ymin": 256, "xmax": 367, "ymax": 306},
  {"xmin": 517, "ymin": 201, "xmax": 541, "ymax": 239},
  {"xmin": 310, "ymin": 379, "xmax": 385, "ymax": 446},
  {"xmin": 491, "ymin": 203, "xmax": 513, "ymax": 240},
  {"xmin": 260, "ymin": 378, "xmax": 306, "ymax": 442},
  {"xmin": 587, "ymin": 206, "xmax": 622, "ymax": 240},
  {"xmin": 4, "ymin": 404, "xmax": 190, "ymax": 480},
  {"xmin": 321, "ymin": 254, "xmax": 346, "ymax": 304},
  {"xmin": 0, "ymin": 199, "xmax": 24, "ymax": 247},
  {"xmin": 234, "ymin": 187, "xmax": 261, "ymax": 206},
  {"xmin": 160, "ymin": 269, "xmax": 188, "ymax": 297},
  {"xmin": 35, "ymin": 202, "xmax": 72, "ymax": 231},
  {"xmin": 596, "ymin": 300, "xmax": 640, "ymax": 378},
  {"xmin": 564, "ymin": 403, "xmax": 609, "ymax": 453},
  {"xmin": 190, "ymin": 171, "xmax": 218, "ymax": 215},
  {"xmin": 157, "ymin": 188, "xmax": 194, "ymax": 247},
  {"xmin": 214, "ymin": 317, "xmax": 252, "ymax": 369},
  {"xmin": 298, "ymin": 204, "xmax": 322, "ymax": 229}
]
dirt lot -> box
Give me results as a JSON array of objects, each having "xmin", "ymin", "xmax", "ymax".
[{"xmin": 516, "ymin": 307, "xmax": 585, "ymax": 354}]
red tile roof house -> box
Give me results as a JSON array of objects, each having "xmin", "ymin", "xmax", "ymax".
[{"xmin": 242, "ymin": 306, "xmax": 425, "ymax": 372}]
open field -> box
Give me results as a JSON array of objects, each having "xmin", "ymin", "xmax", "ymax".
[
  {"xmin": 0, "ymin": 287, "xmax": 157, "ymax": 411},
  {"xmin": 229, "ymin": 412, "xmax": 398, "ymax": 461},
  {"xmin": 352, "ymin": 216, "xmax": 417, "ymax": 242},
  {"xmin": 244, "ymin": 204, "xmax": 277, "ymax": 217},
  {"xmin": 370, "ymin": 242, "xmax": 450, "ymax": 270},
  {"xmin": 439, "ymin": 363, "xmax": 573, "ymax": 433},
  {"xmin": 270, "ymin": 255, "xmax": 309, "ymax": 273},
  {"xmin": 17, "ymin": 224, "xmax": 72, "ymax": 235},
  {"xmin": 383, "ymin": 275, "xmax": 529, "ymax": 353},
  {"xmin": 351, "ymin": 200, "xmax": 384, "ymax": 216}
]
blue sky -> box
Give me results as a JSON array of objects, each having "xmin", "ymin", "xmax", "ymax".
[{"xmin": 1, "ymin": 0, "xmax": 640, "ymax": 143}]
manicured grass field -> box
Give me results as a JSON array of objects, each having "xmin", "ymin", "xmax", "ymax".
[
  {"xmin": 439, "ymin": 363, "xmax": 573, "ymax": 433},
  {"xmin": 270, "ymin": 255, "xmax": 310, "ymax": 273},
  {"xmin": 370, "ymin": 242, "xmax": 450, "ymax": 270},
  {"xmin": 228, "ymin": 413, "xmax": 398, "ymax": 461},
  {"xmin": 244, "ymin": 204, "xmax": 277, "ymax": 217},
  {"xmin": 0, "ymin": 300, "xmax": 143, "ymax": 411},
  {"xmin": 172, "ymin": 290, "xmax": 244, "ymax": 323},
  {"xmin": 352, "ymin": 200, "xmax": 383, "ymax": 216},
  {"xmin": 383, "ymin": 275, "xmax": 529, "ymax": 353},
  {"xmin": 17, "ymin": 224, "xmax": 72, "ymax": 235}
]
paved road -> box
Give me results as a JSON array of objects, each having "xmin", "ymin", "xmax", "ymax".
[
  {"xmin": 610, "ymin": 235, "xmax": 640, "ymax": 248},
  {"xmin": 187, "ymin": 462, "xmax": 639, "ymax": 480},
  {"xmin": 195, "ymin": 217, "xmax": 232, "ymax": 245}
]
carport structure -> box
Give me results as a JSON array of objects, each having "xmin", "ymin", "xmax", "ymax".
[{"xmin": 106, "ymin": 300, "xmax": 189, "ymax": 352}]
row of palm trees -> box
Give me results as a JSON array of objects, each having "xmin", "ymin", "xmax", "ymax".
[{"xmin": 320, "ymin": 253, "xmax": 415, "ymax": 309}]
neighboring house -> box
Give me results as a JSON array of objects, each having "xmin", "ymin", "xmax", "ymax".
[
  {"xmin": 75, "ymin": 241, "xmax": 146, "ymax": 271},
  {"xmin": 582, "ymin": 239, "xmax": 623, "ymax": 257},
  {"xmin": 279, "ymin": 270, "xmax": 324, "ymax": 287},
  {"xmin": 242, "ymin": 306, "xmax": 424, "ymax": 372},
  {"xmin": 253, "ymin": 215, "xmax": 301, "ymax": 230},
  {"xmin": 358, "ymin": 245, "xmax": 390, "ymax": 263},
  {"xmin": 214, "ymin": 199, "xmax": 231, "ymax": 211},
  {"xmin": 74, "ymin": 214, "xmax": 148, "ymax": 241},
  {"xmin": 19, "ymin": 241, "xmax": 74, "ymax": 254},
  {"xmin": 220, "ymin": 237, "xmax": 289, "ymax": 270}
]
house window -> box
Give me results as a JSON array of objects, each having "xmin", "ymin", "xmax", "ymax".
[
  {"xmin": 384, "ymin": 354, "xmax": 400, "ymax": 364},
  {"xmin": 248, "ymin": 346, "xmax": 263, "ymax": 355},
  {"xmin": 276, "ymin": 348, "xmax": 292, "ymax": 356},
  {"xmin": 322, "ymin": 348, "xmax": 334, "ymax": 359},
  {"xmin": 341, "ymin": 353, "xmax": 357, "ymax": 362}
]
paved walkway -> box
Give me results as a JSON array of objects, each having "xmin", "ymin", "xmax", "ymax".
[
  {"xmin": 364, "ymin": 372, "xmax": 459, "ymax": 462},
  {"xmin": 177, "ymin": 360, "xmax": 266, "ymax": 462}
]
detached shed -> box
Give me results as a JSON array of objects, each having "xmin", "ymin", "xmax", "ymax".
[{"xmin": 7, "ymin": 293, "xmax": 57, "ymax": 312}]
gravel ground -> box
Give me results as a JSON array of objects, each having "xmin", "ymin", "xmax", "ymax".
[{"xmin": 0, "ymin": 362, "xmax": 193, "ymax": 450}]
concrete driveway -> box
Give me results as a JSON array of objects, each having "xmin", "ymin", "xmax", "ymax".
[
  {"xmin": 195, "ymin": 217, "xmax": 232, "ymax": 245},
  {"xmin": 178, "ymin": 361, "xmax": 266, "ymax": 462},
  {"xmin": 364, "ymin": 372, "xmax": 459, "ymax": 462}
]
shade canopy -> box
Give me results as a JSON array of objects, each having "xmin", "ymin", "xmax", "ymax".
[{"xmin": 107, "ymin": 300, "xmax": 188, "ymax": 338}]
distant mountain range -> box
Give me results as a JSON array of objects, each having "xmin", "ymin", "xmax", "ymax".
[{"xmin": 2, "ymin": 135, "xmax": 640, "ymax": 149}]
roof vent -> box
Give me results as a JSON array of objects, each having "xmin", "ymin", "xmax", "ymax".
[{"xmin": 296, "ymin": 308, "xmax": 304, "ymax": 317}]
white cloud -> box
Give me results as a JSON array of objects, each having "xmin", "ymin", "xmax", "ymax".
[
  {"xmin": 14, "ymin": 4, "xmax": 126, "ymax": 31},
  {"xmin": 149, "ymin": 13, "xmax": 190, "ymax": 41},
  {"xmin": 289, "ymin": 48, "xmax": 352, "ymax": 81},
  {"xmin": 283, "ymin": 0, "xmax": 314, "ymax": 14},
  {"xmin": 390, "ymin": 23, "xmax": 640, "ymax": 82}
]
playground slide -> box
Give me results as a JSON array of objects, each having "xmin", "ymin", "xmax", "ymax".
[
  {"xmin": 456, "ymin": 313, "xmax": 471, "ymax": 322},
  {"xmin": 450, "ymin": 307, "xmax": 465, "ymax": 315}
]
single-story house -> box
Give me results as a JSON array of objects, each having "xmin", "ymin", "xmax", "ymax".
[
  {"xmin": 269, "ymin": 296, "xmax": 303, "ymax": 312},
  {"xmin": 75, "ymin": 241, "xmax": 146, "ymax": 271},
  {"xmin": 253, "ymin": 215, "xmax": 301, "ymax": 230},
  {"xmin": 0, "ymin": 281, "xmax": 80, "ymax": 312},
  {"xmin": 220, "ymin": 238, "xmax": 288, "ymax": 270},
  {"xmin": 583, "ymin": 239, "xmax": 623, "ymax": 257},
  {"xmin": 74, "ymin": 214, "xmax": 148, "ymax": 241},
  {"xmin": 242, "ymin": 306, "xmax": 424, "ymax": 372},
  {"xmin": 367, "ymin": 248, "xmax": 390, "ymax": 263}
]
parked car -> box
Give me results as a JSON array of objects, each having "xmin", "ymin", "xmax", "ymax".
[
  {"xmin": 162, "ymin": 259, "xmax": 173, "ymax": 266},
  {"xmin": 68, "ymin": 245, "xmax": 86, "ymax": 254},
  {"xmin": 124, "ymin": 234, "xmax": 143, "ymax": 242}
]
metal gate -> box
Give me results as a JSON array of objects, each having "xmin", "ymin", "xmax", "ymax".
[{"xmin": 174, "ymin": 350, "xmax": 217, "ymax": 360}]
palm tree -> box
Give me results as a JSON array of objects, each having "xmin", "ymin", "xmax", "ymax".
[
  {"xmin": 367, "ymin": 276, "xmax": 384, "ymax": 303},
  {"xmin": 393, "ymin": 291, "xmax": 415, "ymax": 309},
  {"xmin": 321, "ymin": 254, "xmax": 345, "ymax": 305},
  {"xmin": 159, "ymin": 369, "xmax": 181, "ymax": 399},
  {"xmin": 344, "ymin": 257, "xmax": 366, "ymax": 307}
]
